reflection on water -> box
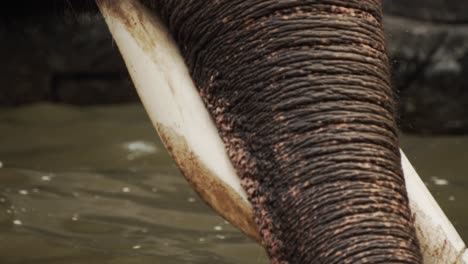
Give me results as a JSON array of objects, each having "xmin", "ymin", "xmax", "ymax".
[
  {"xmin": 0, "ymin": 103, "xmax": 466, "ymax": 263},
  {"xmin": 0, "ymin": 104, "xmax": 267, "ymax": 264}
]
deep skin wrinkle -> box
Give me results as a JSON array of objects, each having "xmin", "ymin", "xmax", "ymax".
[{"xmin": 141, "ymin": 1, "xmax": 423, "ymax": 263}]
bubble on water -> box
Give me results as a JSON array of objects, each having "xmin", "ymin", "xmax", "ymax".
[
  {"xmin": 0, "ymin": 161, "xmax": 3, "ymax": 168},
  {"xmin": 187, "ymin": 197, "xmax": 196, "ymax": 203},
  {"xmin": 72, "ymin": 214, "xmax": 79, "ymax": 221},
  {"xmin": 449, "ymin": 196, "xmax": 456, "ymax": 201},
  {"xmin": 216, "ymin": 234, "xmax": 226, "ymax": 240},
  {"xmin": 199, "ymin": 237, "xmax": 206, "ymax": 242},
  {"xmin": 214, "ymin": 225, "xmax": 223, "ymax": 231},
  {"xmin": 123, "ymin": 141, "xmax": 158, "ymax": 160},
  {"xmin": 18, "ymin": 190, "xmax": 28, "ymax": 195},
  {"xmin": 431, "ymin": 177, "xmax": 449, "ymax": 186},
  {"xmin": 0, "ymin": 198, "xmax": 6, "ymax": 203},
  {"xmin": 122, "ymin": 187, "xmax": 131, "ymax": 193},
  {"xmin": 41, "ymin": 175, "xmax": 51, "ymax": 181},
  {"xmin": 132, "ymin": 245, "xmax": 141, "ymax": 249},
  {"xmin": 13, "ymin": 220, "xmax": 22, "ymax": 226}
]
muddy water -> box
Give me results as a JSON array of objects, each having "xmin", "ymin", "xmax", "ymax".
[
  {"xmin": 400, "ymin": 135, "xmax": 468, "ymax": 241},
  {"xmin": 0, "ymin": 103, "xmax": 466, "ymax": 263},
  {"xmin": 0, "ymin": 104, "xmax": 267, "ymax": 264}
]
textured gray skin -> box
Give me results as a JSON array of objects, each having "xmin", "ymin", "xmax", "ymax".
[{"xmin": 140, "ymin": 0, "xmax": 422, "ymax": 263}]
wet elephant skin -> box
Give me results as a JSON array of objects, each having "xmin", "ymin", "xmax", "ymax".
[{"xmin": 137, "ymin": 0, "xmax": 423, "ymax": 263}]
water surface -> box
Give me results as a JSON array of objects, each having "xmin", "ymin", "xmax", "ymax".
[
  {"xmin": 0, "ymin": 103, "xmax": 466, "ymax": 263},
  {"xmin": 0, "ymin": 104, "xmax": 268, "ymax": 264}
]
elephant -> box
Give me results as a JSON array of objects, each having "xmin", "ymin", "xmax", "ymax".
[
  {"xmin": 98, "ymin": 1, "xmax": 423, "ymax": 263},
  {"xmin": 3, "ymin": 0, "xmax": 467, "ymax": 263}
]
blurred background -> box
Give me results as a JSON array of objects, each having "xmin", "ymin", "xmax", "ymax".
[{"xmin": 0, "ymin": 1, "xmax": 467, "ymax": 263}]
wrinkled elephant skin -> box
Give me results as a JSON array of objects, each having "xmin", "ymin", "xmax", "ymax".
[{"xmin": 98, "ymin": 0, "xmax": 423, "ymax": 263}]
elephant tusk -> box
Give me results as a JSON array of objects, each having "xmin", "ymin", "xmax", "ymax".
[
  {"xmin": 401, "ymin": 150, "xmax": 468, "ymax": 263},
  {"xmin": 96, "ymin": 0, "xmax": 259, "ymax": 242},
  {"xmin": 97, "ymin": 0, "xmax": 467, "ymax": 263}
]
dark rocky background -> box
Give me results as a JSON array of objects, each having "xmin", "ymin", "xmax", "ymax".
[
  {"xmin": 0, "ymin": 13, "xmax": 137, "ymax": 106},
  {"xmin": 384, "ymin": 0, "xmax": 468, "ymax": 134},
  {"xmin": 1, "ymin": 1, "xmax": 468, "ymax": 135}
]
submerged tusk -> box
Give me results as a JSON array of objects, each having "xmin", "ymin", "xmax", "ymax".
[{"xmin": 97, "ymin": 0, "xmax": 467, "ymax": 262}]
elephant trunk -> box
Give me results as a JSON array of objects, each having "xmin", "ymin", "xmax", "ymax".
[{"xmin": 146, "ymin": 0, "xmax": 422, "ymax": 263}]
